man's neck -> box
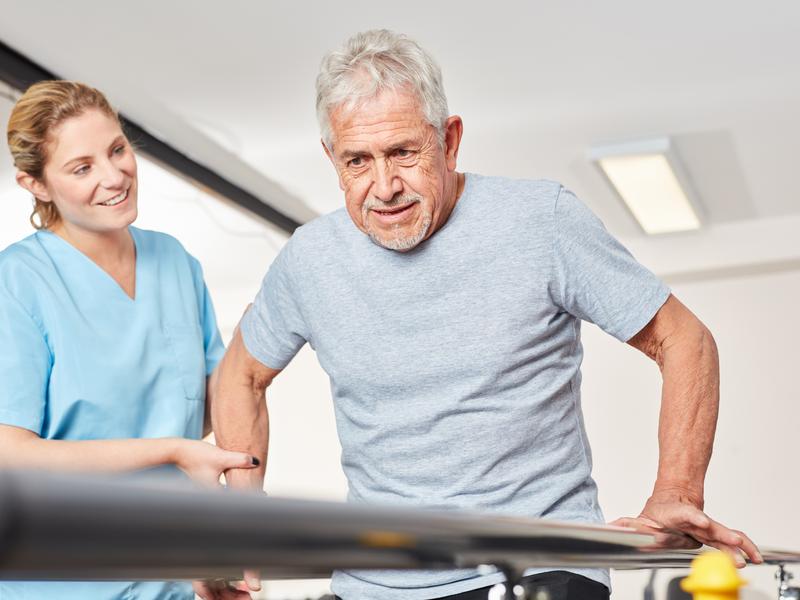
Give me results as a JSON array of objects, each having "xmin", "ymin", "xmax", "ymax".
[{"xmin": 434, "ymin": 171, "xmax": 464, "ymax": 231}]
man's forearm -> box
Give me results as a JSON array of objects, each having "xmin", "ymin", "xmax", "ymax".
[
  {"xmin": 214, "ymin": 387, "xmax": 268, "ymax": 490},
  {"xmin": 211, "ymin": 332, "xmax": 272, "ymax": 490},
  {"xmin": 623, "ymin": 296, "xmax": 759, "ymax": 564},
  {"xmin": 653, "ymin": 320, "xmax": 720, "ymax": 503}
]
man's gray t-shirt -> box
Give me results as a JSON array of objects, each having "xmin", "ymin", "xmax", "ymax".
[{"xmin": 241, "ymin": 174, "xmax": 670, "ymax": 599}]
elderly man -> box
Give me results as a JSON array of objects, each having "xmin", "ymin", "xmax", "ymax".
[{"xmin": 212, "ymin": 29, "xmax": 760, "ymax": 600}]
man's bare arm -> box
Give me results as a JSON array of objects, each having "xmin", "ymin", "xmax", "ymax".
[
  {"xmin": 196, "ymin": 328, "xmax": 281, "ymax": 598},
  {"xmin": 212, "ymin": 328, "xmax": 280, "ymax": 491},
  {"xmin": 616, "ymin": 294, "xmax": 761, "ymax": 566}
]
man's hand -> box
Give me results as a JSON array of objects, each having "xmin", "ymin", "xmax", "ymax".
[
  {"xmin": 192, "ymin": 578, "xmax": 253, "ymax": 600},
  {"xmin": 611, "ymin": 488, "xmax": 762, "ymax": 567}
]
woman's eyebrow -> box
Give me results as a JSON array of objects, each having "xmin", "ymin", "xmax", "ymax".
[{"xmin": 61, "ymin": 136, "xmax": 127, "ymax": 169}]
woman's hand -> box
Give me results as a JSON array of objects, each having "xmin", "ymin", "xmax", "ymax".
[{"xmin": 172, "ymin": 439, "xmax": 260, "ymax": 487}]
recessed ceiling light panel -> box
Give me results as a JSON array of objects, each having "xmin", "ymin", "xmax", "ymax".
[{"xmin": 590, "ymin": 138, "xmax": 703, "ymax": 235}]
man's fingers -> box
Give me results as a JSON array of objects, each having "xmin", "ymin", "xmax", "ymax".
[
  {"xmin": 643, "ymin": 503, "xmax": 709, "ymax": 532},
  {"xmin": 669, "ymin": 504, "xmax": 710, "ymax": 530},
  {"xmin": 734, "ymin": 529, "xmax": 763, "ymax": 564},
  {"xmin": 608, "ymin": 516, "xmax": 700, "ymax": 551},
  {"xmin": 609, "ymin": 516, "xmax": 662, "ymax": 532},
  {"xmin": 219, "ymin": 588, "xmax": 252, "ymax": 599},
  {"xmin": 687, "ymin": 510, "xmax": 711, "ymax": 530},
  {"xmin": 636, "ymin": 515, "xmax": 663, "ymax": 529},
  {"xmin": 714, "ymin": 543, "xmax": 747, "ymax": 568},
  {"xmin": 692, "ymin": 523, "xmax": 763, "ymax": 565},
  {"xmin": 192, "ymin": 581, "xmax": 217, "ymax": 600},
  {"xmin": 651, "ymin": 528, "xmax": 701, "ymax": 550},
  {"xmin": 243, "ymin": 569, "xmax": 262, "ymax": 592},
  {"xmin": 608, "ymin": 517, "xmax": 637, "ymax": 529},
  {"xmin": 193, "ymin": 577, "xmax": 254, "ymax": 599}
]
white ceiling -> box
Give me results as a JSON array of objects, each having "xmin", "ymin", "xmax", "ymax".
[{"xmin": 1, "ymin": 1, "xmax": 798, "ymax": 248}]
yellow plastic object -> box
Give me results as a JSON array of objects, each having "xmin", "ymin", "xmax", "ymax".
[{"xmin": 681, "ymin": 551, "xmax": 747, "ymax": 600}]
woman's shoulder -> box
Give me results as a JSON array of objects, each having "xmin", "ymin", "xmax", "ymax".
[
  {"xmin": 0, "ymin": 233, "xmax": 51, "ymax": 280},
  {"xmin": 132, "ymin": 226, "xmax": 200, "ymax": 262},
  {"xmin": 131, "ymin": 227, "xmax": 203, "ymax": 276},
  {"xmin": 131, "ymin": 226, "xmax": 187, "ymax": 254}
]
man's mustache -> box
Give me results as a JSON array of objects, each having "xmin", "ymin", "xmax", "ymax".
[{"xmin": 363, "ymin": 194, "xmax": 422, "ymax": 211}]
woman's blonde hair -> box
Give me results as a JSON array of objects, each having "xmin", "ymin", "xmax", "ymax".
[{"xmin": 7, "ymin": 80, "xmax": 120, "ymax": 230}]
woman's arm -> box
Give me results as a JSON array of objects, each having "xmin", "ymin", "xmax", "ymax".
[{"xmin": 0, "ymin": 424, "xmax": 259, "ymax": 487}]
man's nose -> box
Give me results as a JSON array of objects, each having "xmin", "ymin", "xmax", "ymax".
[{"xmin": 371, "ymin": 162, "xmax": 403, "ymax": 202}]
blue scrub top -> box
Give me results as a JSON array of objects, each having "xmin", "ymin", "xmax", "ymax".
[{"xmin": 0, "ymin": 226, "xmax": 225, "ymax": 600}]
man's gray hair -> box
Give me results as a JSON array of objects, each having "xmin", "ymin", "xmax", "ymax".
[{"xmin": 316, "ymin": 29, "xmax": 449, "ymax": 149}]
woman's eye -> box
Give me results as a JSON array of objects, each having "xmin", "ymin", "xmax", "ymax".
[
  {"xmin": 113, "ymin": 145, "xmax": 126, "ymax": 155},
  {"xmin": 73, "ymin": 165, "xmax": 90, "ymax": 175}
]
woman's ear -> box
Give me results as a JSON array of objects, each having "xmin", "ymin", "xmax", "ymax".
[{"xmin": 16, "ymin": 171, "xmax": 50, "ymax": 203}]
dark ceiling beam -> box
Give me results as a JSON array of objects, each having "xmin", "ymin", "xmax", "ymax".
[{"xmin": 0, "ymin": 39, "xmax": 300, "ymax": 234}]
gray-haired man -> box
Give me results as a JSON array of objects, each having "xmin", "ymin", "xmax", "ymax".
[{"xmin": 210, "ymin": 29, "xmax": 760, "ymax": 600}]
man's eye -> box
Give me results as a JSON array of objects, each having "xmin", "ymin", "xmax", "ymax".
[
  {"xmin": 348, "ymin": 157, "xmax": 363, "ymax": 167},
  {"xmin": 396, "ymin": 149, "xmax": 415, "ymax": 160}
]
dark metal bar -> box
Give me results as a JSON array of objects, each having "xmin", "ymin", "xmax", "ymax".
[
  {"xmin": 0, "ymin": 471, "xmax": 796, "ymax": 581},
  {"xmin": 0, "ymin": 39, "xmax": 301, "ymax": 233}
]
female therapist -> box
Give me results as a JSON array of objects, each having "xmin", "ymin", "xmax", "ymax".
[{"xmin": 0, "ymin": 81, "xmax": 256, "ymax": 599}]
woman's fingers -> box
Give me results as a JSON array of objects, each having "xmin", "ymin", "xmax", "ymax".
[{"xmin": 219, "ymin": 450, "xmax": 260, "ymax": 471}]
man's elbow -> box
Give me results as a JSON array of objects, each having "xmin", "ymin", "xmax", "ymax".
[{"xmin": 695, "ymin": 320, "xmax": 719, "ymax": 365}]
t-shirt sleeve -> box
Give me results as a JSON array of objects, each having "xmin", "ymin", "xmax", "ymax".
[
  {"xmin": 550, "ymin": 186, "xmax": 671, "ymax": 341},
  {"xmin": 0, "ymin": 287, "xmax": 51, "ymax": 433},
  {"xmin": 240, "ymin": 243, "xmax": 309, "ymax": 370}
]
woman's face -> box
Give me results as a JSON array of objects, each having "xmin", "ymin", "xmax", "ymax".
[{"xmin": 35, "ymin": 109, "xmax": 138, "ymax": 236}]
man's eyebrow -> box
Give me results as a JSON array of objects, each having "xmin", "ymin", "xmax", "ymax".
[
  {"xmin": 384, "ymin": 140, "xmax": 417, "ymax": 153},
  {"xmin": 338, "ymin": 149, "xmax": 367, "ymax": 161},
  {"xmin": 338, "ymin": 140, "xmax": 418, "ymax": 161}
]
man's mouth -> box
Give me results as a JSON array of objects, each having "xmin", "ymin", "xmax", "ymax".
[
  {"xmin": 371, "ymin": 203, "xmax": 416, "ymax": 219},
  {"xmin": 98, "ymin": 188, "xmax": 128, "ymax": 207}
]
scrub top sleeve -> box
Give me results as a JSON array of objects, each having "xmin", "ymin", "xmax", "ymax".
[
  {"xmin": 201, "ymin": 282, "xmax": 225, "ymax": 375},
  {"xmin": 187, "ymin": 255, "xmax": 225, "ymax": 375},
  {"xmin": 550, "ymin": 186, "xmax": 671, "ymax": 342},
  {"xmin": 0, "ymin": 289, "xmax": 51, "ymax": 433}
]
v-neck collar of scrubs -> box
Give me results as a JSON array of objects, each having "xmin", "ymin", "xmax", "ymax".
[{"xmin": 38, "ymin": 227, "xmax": 141, "ymax": 303}]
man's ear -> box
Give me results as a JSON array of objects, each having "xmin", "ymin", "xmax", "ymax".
[
  {"xmin": 443, "ymin": 115, "xmax": 463, "ymax": 172},
  {"xmin": 321, "ymin": 139, "xmax": 345, "ymax": 191},
  {"xmin": 16, "ymin": 171, "xmax": 50, "ymax": 203}
]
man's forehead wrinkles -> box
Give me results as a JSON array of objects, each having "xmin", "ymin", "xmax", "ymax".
[
  {"xmin": 339, "ymin": 116, "xmax": 423, "ymax": 136},
  {"xmin": 336, "ymin": 123, "xmax": 426, "ymax": 155}
]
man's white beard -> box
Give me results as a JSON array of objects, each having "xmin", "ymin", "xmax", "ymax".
[{"xmin": 368, "ymin": 215, "xmax": 431, "ymax": 251}]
